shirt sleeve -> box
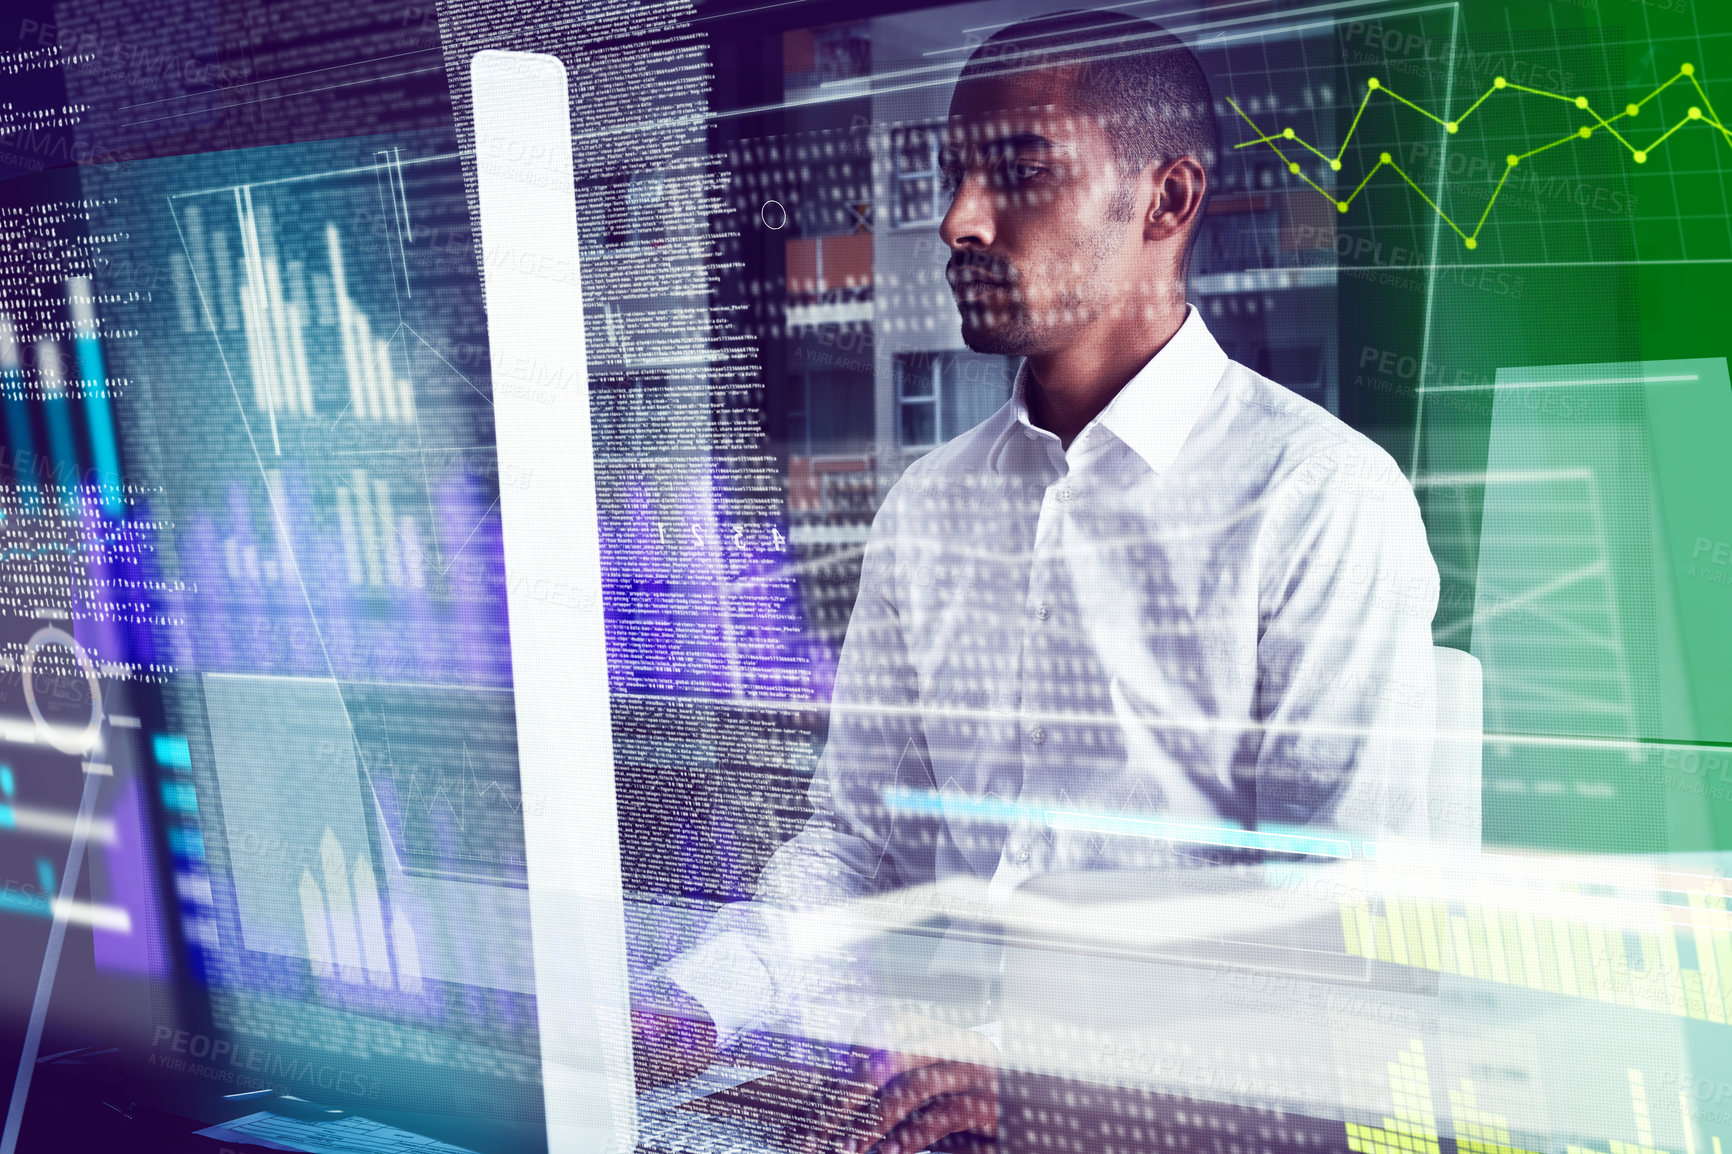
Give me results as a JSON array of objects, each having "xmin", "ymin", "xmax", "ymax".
[
  {"xmin": 666, "ymin": 483, "xmax": 936, "ymax": 1040},
  {"xmin": 1252, "ymin": 441, "xmax": 1440, "ymax": 844}
]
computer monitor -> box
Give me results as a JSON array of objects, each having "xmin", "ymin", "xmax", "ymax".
[{"xmin": 65, "ymin": 127, "xmax": 565, "ymax": 1150}]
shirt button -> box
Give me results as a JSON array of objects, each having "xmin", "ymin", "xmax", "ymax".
[
  {"xmin": 1035, "ymin": 602, "xmax": 1049, "ymax": 620},
  {"xmin": 1029, "ymin": 726, "xmax": 1046, "ymax": 745},
  {"xmin": 1056, "ymin": 488, "xmax": 1073, "ymax": 502},
  {"xmin": 1014, "ymin": 848, "xmax": 1030, "ymax": 863},
  {"xmin": 1023, "ymin": 428, "xmax": 1038, "ymax": 441}
]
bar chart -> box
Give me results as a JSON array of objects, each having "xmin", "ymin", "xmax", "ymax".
[
  {"xmin": 298, "ymin": 826, "xmax": 423, "ymax": 993},
  {"xmin": 176, "ymin": 183, "xmax": 420, "ymax": 455}
]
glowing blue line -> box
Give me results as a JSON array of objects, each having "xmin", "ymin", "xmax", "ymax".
[
  {"xmin": 880, "ymin": 787, "xmax": 1355, "ymax": 858},
  {"xmin": 74, "ymin": 335, "xmax": 123, "ymax": 517}
]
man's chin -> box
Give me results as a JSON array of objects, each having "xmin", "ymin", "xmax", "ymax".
[{"xmin": 958, "ymin": 315, "xmax": 1035, "ymax": 356}]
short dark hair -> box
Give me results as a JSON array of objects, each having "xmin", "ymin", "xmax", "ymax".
[{"xmin": 959, "ymin": 10, "xmax": 1219, "ymax": 251}]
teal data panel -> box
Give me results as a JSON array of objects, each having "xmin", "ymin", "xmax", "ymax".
[{"xmin": 1475, "ymin": 359, "xmax": 1732, "ymax": 851}]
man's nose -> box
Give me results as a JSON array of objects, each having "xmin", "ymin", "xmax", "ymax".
[{"xmin": 939, "ymin": 170, "xmax": 995, "ymax": 252}]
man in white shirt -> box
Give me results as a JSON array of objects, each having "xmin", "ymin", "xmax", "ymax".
[{"xmin": 635, "ymin": 10, "xmax": 1440, "ymax": 1151}]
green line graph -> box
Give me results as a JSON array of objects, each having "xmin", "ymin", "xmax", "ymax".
[{"xmin": 1228, "ymin": 63, "xmax": 1732, "ymax": 250}]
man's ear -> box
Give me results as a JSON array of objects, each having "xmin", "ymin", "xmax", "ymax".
[{"xmin": 1143, "ymin": 156, "xmax": 1207, "ymax": 246}]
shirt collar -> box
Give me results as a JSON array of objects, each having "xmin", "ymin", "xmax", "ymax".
[{"xmin": 989, "ymin": 304, "xmax": 1229, "ymax": 476}]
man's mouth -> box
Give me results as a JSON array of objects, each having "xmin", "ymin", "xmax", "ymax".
[
  {"xmin": 947, "ymin": 264, "xmax": 1016, "ymax": 303},
  {"xmin": 954, "ymin": 281, "xmax": 1010, "ymax": 303}
]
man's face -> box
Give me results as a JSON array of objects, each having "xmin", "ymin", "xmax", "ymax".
[{"xmin": 939, "ymin": 64, "xmax": 1146, "ymax": 356}]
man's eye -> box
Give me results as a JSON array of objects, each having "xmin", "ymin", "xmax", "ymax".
[{"xmin": 1009, "ymin": 160, "xmax": 1046, "ymax": 182}]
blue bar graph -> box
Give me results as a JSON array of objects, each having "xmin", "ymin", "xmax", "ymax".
[
  {"xmin": 0, "ymin": 320, "xmax": 41, "ymax": 515},
  {"xmin": 69, "ymin": 278, "xmax": 124, "ymax": 517}
]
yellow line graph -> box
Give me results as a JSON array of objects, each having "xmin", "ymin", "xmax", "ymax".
[{"xmin": 1228, "ymin": 63, "xmax": 1732, "ymax": 249}]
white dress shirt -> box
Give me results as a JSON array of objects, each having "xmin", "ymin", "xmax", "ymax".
[{"xmin": 667, "ymin": 306, "xmax": 1440, "ymax": 1041}]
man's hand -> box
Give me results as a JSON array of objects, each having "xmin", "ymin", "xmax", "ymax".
[
  {"xmin": 631, "ymin": 979, "xmax": 718, "ymax": 1091},
  {"xmin": 813, "ymin": 1010, "xmax": 1000, "ymax": 1153}
]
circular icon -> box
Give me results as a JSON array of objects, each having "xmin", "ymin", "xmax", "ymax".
[
  {"xmin": 761, "ymin": 200, "xmax": 788, "ymax": 230},
  {"xmin": 21, "ymin": 627, "xmax": 103, "ymax": 756}
]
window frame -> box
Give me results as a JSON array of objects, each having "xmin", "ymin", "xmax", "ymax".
[
  {"xmin": 889, "ymin": 124, "xmax": 946, "ymax": 229},
  {"xmin": 895, "ymin": 352, "xmax": 942, "ymax": 449}
]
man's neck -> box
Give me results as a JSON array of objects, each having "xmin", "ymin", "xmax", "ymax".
[{"xmin": 1023, "ymin": 300, "xmax": 1188, "ymax": 449}]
